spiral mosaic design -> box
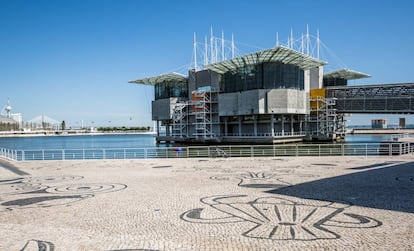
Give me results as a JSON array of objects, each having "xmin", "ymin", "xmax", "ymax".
[
  {"xmin": 46, "ymin": 183, "xmax": 127, "ymax": 195},
  {"xmin": 0, "ymin": 177, "xmax": 24, "ymax": 185},
  {"xmin": 6, "ymin": 183, "xmax": 47, "ymax": 195},
  {"xmin": 0, "ymin": 175, "xmax": 127, "ymax": 211},
  {"xmin": 22, "ymin": 175, "xmax": 84, "ymax": 184}
]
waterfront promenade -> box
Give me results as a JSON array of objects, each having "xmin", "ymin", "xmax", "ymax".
[{"xmin": 0, "ymin": 156, "xmax": 413, "ymax": 250}]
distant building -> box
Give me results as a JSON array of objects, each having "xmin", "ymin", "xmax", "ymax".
[
  {"xmin": 372, "ymin": 119, "xmax": 387, "ymax": 129},
  {"xmin": 11, "ymin": 113, "xmax": 22, "ymax": 128},
  {"xmin": 25, "ymin": 115, "xmax": 60, "ymax": 130},
  {"xmin": 0, "ymin": 99, "xmax": 20, "ymax": 131},
  {"xmin": 0, "ymin": 115, "xmax": 19, "ymax": 131}
]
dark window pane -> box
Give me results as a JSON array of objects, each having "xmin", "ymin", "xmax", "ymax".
[
  {"xmin": 222, "ymin": 62, "xmax": 304, "ymax": 93},
  {"xmin": 155, "ymin": 82, "xmax": 188, "ymax": 100}
]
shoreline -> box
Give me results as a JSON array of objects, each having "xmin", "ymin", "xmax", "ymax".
[{"xmin": 0, "ymin": 130, "xmax": 157, "ymax": 138}]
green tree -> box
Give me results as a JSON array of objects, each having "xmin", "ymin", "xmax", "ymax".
[{"xmin": 61, "ymin": 120, "xmax": 66, "ymax": 130}]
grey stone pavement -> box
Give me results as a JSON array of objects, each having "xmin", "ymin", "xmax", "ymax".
[{"xmin": 0, "ymin": 156, "xmax": 413, "ymax": 250}]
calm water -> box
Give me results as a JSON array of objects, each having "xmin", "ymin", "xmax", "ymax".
[
  {"xmin": 0, "ymin": 134, "xmax": 157, "ymax": 150},
  {"xmin": 344, "ymin": 134, "xmax": 396, "ymax": 143},
  {"xmin": 0, "ymin": 133, "xmax": 397, "ymax": 150}
]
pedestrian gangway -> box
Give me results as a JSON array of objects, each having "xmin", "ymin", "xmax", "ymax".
[{"xmin": 326, "ymin": 83, "xmax": 414, "ymax": 114}]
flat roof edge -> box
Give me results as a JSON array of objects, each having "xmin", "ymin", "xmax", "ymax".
[{"xmin": 129, "ymin": 72, "xmax": 188, "ymax": 85}]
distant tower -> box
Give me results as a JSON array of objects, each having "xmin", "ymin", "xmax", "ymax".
[{"xmin": 5, "ymin": 99, "xmax": 12, "ymax": 118}]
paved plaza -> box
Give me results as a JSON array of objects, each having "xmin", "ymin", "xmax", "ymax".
[{"xmin": 0, "ymin": 156, "xmax": 413, "ymax": 250}]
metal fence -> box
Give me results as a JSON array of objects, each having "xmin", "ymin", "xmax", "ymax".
[{"xmin": 0, "ymin": 142, "xmax": 413, "ymax": 161}]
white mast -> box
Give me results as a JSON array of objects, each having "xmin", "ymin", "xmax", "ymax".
[
  {"xmin": 276, "ymin": 32, "xmax": 279, "ymax": 47},
  {"xmin": 306, "ymin": 24, "xmax": 310, "ymax": 56},
  {"xmin": 287, "ymin": 35, "xmax": 290, "ymax": 48},
  {"xmin": 210, "ymin": 26, "xmax": 214, "ymax": 63},
  {"xmin": 204, "ymin": 35, "xmax": 208, "ymax": 66},
  {"xmin": 221, "ymin": 30, "xmax": 225, "ymax": 61},
  {"xmin": 215, "ymin": 37, "xmax": 218, "ymax": 63},
  {"xmin": 231, "ymin": 33, "xmax": 235, "ymax": 59},
  {"xmin": 290, "ymin": 28, "xmax": 294, "ymax": 49},
  {"xmin": 193, "ymin": 32, "xmax": 197, "ymax": 70},
  {"xmin": 301, "ymin": 33, "xmax": 304, "ymax": 54},
  {"xmin": 317, "ymin": 29, "xmax": 320, "ymax": 59}
]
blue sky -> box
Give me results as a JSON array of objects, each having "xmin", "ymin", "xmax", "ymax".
[{"xmin": 1, "ymin": 0, "xmax": 414, "ymax": 127}]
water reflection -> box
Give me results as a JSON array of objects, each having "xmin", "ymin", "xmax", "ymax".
[{"xmin": 345, "ymin": 134, "xmax": 395, "ymax": 143}]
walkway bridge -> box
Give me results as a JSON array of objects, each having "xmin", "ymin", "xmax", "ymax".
[{"xmin": 326, "ymin": 83, "xmax": 414, "ymax": 114}]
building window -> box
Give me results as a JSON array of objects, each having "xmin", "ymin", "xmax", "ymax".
[
  {"xmin": 155, "ymin": 82, "xmax": 188, "ymax": 100},
  {"xmin": 263, "ymin": 62, "xmax": 304, "ymax": 90},
  {"xmin": 222, "ymin": 62, "xmax": 304, "ymax": 93},
  {"xmin": 323, "ymin": 77, "xmax": 347, "ymax": 87}
]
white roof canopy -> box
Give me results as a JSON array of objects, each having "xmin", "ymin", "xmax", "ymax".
[
  {"xmin": 323, "ymin": 68, "xmax": 371, "ymax": 80},
  {"xmin": 129, "ymin": 72, "xmax": 187, "ymax": 86},
  {"xmin": 204, "ymin": 46, "xmax": 327, "ymax": 74}
]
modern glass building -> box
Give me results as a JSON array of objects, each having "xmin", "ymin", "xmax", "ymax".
[{"xmin": 130, "ymin": 46, "xmax": 369, "ymax": 144}]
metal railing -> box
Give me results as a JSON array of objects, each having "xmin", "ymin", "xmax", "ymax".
[
  {"xmin": 0, "ymin": 142, "xmax": 413, "ymax": 161},
  {"xmin": 224, "ymin": 132, "xmax": 306, "ymax": 137}
]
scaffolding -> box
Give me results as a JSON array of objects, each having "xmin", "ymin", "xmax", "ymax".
[
  {"xmin": 171, "ymin": 102, "xmax": 188, "ymax": 138},
  {"xmin": 310, "ymin": 97, "xmax": 337, "ymax": 138},
  {"xmin": 308, "ymin": 88, "xmax": 344, "ymax": 140},
  {"xmin": 191, "ymin": 91, "xmax": 215, "ymax": 139}
]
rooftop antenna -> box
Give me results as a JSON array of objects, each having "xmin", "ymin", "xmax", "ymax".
[
  {"xmin": 306, "ymin": 24, "xmax": 310, "ymax": 56},
  {"xmin": 231, "ymin": 33, "xmax": 235, "ymax": 59},
  {"xmin": 221, "ymin": 30, "xmax": 225, "ymax": 61},
  {"xmin": 193, "ymin": 32, "xmax": 197, "ymax": 70},
  {"xmin": 204, "ymin": 35, "xmax": 208, "ymax": 66}
]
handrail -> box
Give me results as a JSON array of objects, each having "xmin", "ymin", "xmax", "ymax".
[{"xmin": 0, "ymin": 142, "xmax": 412, "ymax": 161}]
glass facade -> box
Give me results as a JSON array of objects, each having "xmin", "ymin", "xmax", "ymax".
[
  {"xmin": 323, "ymin": 77, "xmax": 347, "ymax": 87},
  {"xmin": 155, "ymin": 82, "xmax": 188, "ymax": 100},
  {"xmin": 223, "ymin": 62, "xmax": 304, "ymax": 93}
]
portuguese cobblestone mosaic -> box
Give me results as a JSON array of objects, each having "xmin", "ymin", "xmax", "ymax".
[{"xmin": 0, "ymin": 156, "xmax": 413, "ymax": 250}]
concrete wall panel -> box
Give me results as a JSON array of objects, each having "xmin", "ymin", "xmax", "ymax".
[
  {"xmin": 152, "ymin": 97, "xmax": 178, "ymax": 120},
  {"xmin": 238, "ymin": 90, "xmax": 267, "ymax": 115},
  {"xmin": 239, "ymin": 90, "xmax": 259, "ymax": 115},
  {"xmin": 218, "ymin": 93, "xmax": 239, "ymax": 116},
  {"xmin": 310, "ymin": 67, "xmax": 322, "ymax": 90},
  {"xmin": 267, "ymin": 89, "xmax": 308, "ymax": 114}
]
